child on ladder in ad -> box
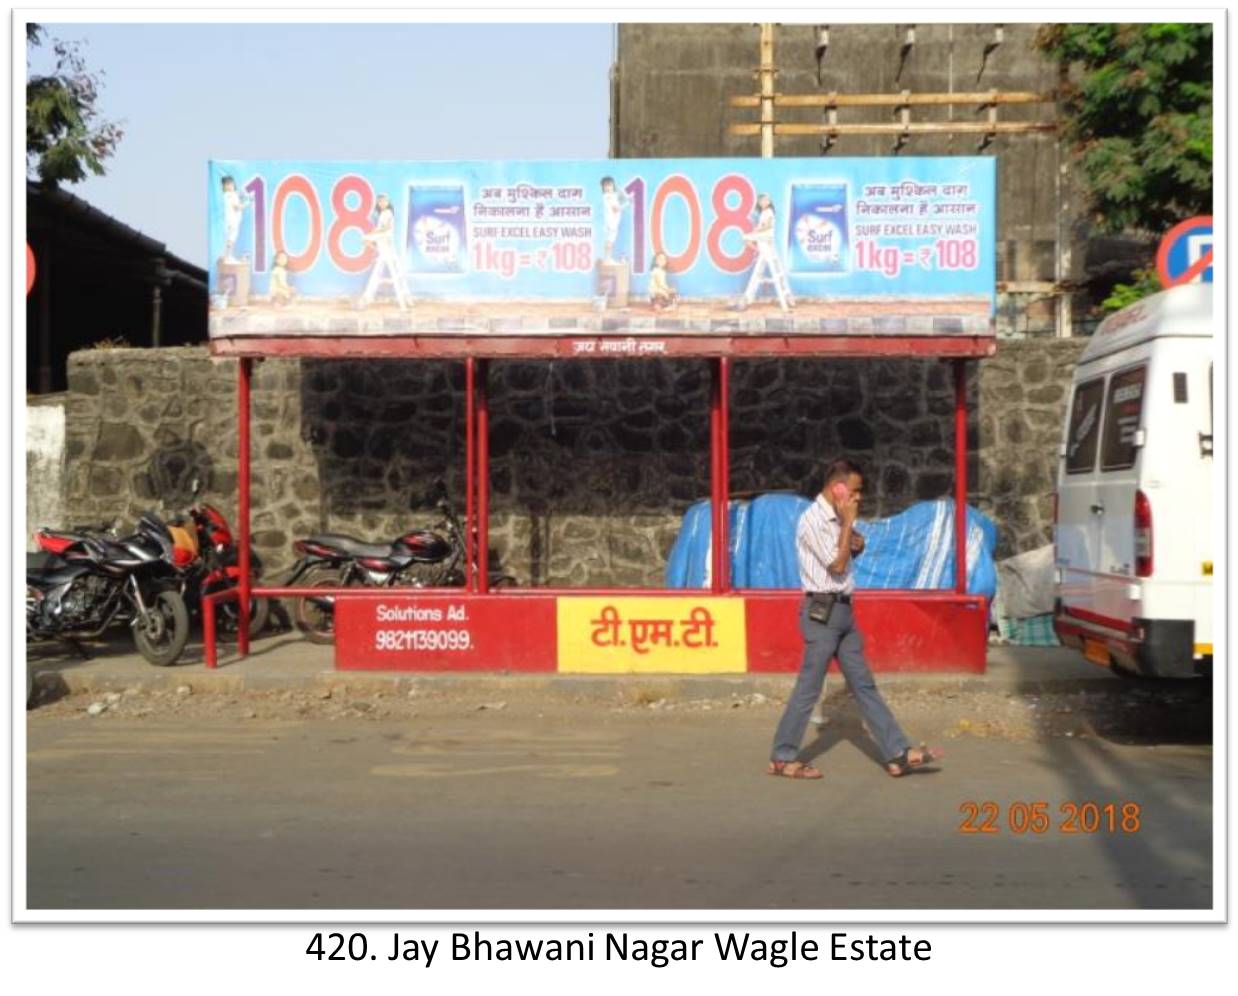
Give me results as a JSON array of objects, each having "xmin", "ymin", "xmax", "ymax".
[{"xmin": 360, "ymin": 193, "xmax": 411, "ymax": 310}]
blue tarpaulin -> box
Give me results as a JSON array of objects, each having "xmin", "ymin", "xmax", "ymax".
[
  {"xmin": 665, "ymin": 494, "xmax": 997, "ymax": 600},
  {"xmin": 664, "ymin": 498, "xmax": 749, "ymax": 589}
]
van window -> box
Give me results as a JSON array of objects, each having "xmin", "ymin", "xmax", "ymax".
[
  {"xmin": 1101, "ymin": 365, "xmax": 1147, "ymax": 471},
  {"xmin": 1066, "ymin": 377, "xmax": 1105, "ymax": 474}
]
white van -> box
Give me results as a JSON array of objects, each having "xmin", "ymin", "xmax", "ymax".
[{"xmin": 1053, "ymin": 282, "xmax": 1213, "ymax": 678}]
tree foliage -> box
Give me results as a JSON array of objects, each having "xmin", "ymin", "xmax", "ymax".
[
  {"xmin": 1036, "ymin": 23, "xmax": 1212, "ymax": 236},
  {"xmin": 26, "ymin": 23, "xmax": 124, "ymax": 184},
  {"xmin": 1100, "ymin": 267, "xmax": 1162, "ymax": 313}
]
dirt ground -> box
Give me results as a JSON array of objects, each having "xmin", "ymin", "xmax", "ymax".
[{"xmin": 31, "ymin": 672, "xmax": 1212, "ymax": 748}]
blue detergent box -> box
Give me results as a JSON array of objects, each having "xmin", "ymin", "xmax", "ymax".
[
  {"xmin": 788, "ymin": 182, "xmax": 849, "ymax": 274},
  {"xmin": 406, "ymin": 184, "xmax": 467, "ymax": 272}
]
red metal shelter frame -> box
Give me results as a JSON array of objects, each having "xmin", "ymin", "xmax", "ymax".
[{"xmin": 203, "ymin": 333, "xmax": 993, "ymax": 672}]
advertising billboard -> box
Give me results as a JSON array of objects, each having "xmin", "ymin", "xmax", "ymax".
[{"xmin": 208, "ymin": 158, "xmax": 995, "ymax": 339}]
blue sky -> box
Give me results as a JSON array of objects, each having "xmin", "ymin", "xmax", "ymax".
[{"xmin": 26, "ymin": 22, "xmax": 614, "ymax": 265}]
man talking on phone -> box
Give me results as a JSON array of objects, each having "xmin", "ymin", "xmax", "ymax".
[{"xmin": 768, "ymin": 458, "xmax": 943, "ymax": 780}]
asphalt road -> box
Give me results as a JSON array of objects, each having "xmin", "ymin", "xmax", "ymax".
[{"xmin": 26, "ymin": 694, "xmax": 1212, "ymax": 911}]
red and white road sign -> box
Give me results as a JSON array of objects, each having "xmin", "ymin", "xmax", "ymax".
[{"xmin": 1156, "ymin": 216, "xmax": 1213, "ymax": 288}]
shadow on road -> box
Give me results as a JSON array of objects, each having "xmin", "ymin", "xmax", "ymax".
[
  {"xmin": 798, "ymin": 694, "xmax": 945, "ymax": 777},
  {"xmin": 1075, "ymin": 676, "xmax": 1212, "ymax": 746},
  {"xmin": 1039, "ymin": 676, "xmax": 1213, "ymax": 909}
]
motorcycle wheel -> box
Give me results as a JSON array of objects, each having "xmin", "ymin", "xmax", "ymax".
[
  {"xmin": 133, "ymin": 588, "xmax": 190, "ymax": 667},
  {"xmin": 294, "ymin": 567, "xmax": 344, "ymax": 645},
  {"xmin": 217, "ymin": 593, "xmax": 271, "ymax": 641}
]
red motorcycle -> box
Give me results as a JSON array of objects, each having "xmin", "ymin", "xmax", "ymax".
[{"xmin": 173, "ymin": 479, "xmax": 269, "ymax": 639}]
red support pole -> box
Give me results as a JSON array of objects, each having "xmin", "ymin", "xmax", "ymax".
[
  {"xmin": 953, "ymin": 359, "xmax": 968, "ymax": 595},
  {"xmin": 718, "ymin": 355, "xmax": 731, "ymax": 593},
  {"xmin": 709, "ymin": 358, "xmax": 722, "ymax": 593},
  {"xmin": 477, "ymin": 358, "xmax": 490, "ymax": 594},
  {"xmin": 465, "ymin": 357, "xmax": 476, "ymax": 592},
  {"xmin": 237, "ymin": 357, "xmax": 252, "ymax": 656},
  {"xmin": 203, "ymin": 591, "xmax": 218, "ymax": 669},
  {"xmin": 202, "ymin": 588, "xmax": 238, "ymax": 669}
]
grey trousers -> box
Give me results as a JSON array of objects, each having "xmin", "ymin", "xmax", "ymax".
[{"xmin": 770, "ymin": 599, "xmax": 912, "ymax": 765}]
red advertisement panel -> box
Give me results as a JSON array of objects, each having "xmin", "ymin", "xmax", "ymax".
[
  {"xmin": 334, "ymin": 594, "xmax": 557, "ymax": 671},
  {"xmin": 744, "ymin": 592, "xmax": 987, "ymax": 673},
  {"xmin": 332, "ymin": 592, "xmax": 985, "ymax": 673}
]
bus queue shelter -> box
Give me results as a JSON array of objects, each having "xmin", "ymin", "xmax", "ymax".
[
  {"xmin": 201, "ymin": 156, "xmax": 997, "ymax": 675},
  {"xmin": 203, "ymin": 332, "xmax": 992, "ymax": 674}
]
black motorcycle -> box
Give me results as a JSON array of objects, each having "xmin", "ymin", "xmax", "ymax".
[
  {"xmin": 27, "ymin": 513, "xmax": 191, "ymax": 667},
  {"xmin": 286, "ymin": 481, "xmax": 515, "ymax": 644}
]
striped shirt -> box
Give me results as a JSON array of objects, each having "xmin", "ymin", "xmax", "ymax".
[{"xmin": 796, "ymin": 494, "xmax": 855, "ymax": 594}]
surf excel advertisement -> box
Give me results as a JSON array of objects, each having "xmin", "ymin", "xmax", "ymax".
[{"xmin": 207, "ymin": 158, "xmax": 996, "ymax": 338}]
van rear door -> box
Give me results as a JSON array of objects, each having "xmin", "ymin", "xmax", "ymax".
[
  {"xmin": 1191, "ymin": 359, "xmax": 1214, "ymax": 650},
  {"xmin": 1057, "ymin": 375, "xmax": 1106, "ymax": 611},
  {"xmin": 1095, "ymin": 363, "xmax": 1147, "ymax": 620}
]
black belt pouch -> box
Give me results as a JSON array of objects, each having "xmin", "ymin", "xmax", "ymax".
[{"xmin": 807, "ymin": 592, "xmax": 837, "ymax": 625}]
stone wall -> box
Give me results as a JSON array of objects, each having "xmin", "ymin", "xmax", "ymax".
[
  {"xmin": 975, "ymin": 338, "xmax": 1086, "ymax": 554},
  {"xmin": 63, "ymin": 342, "xmax": 1084, "ymax": 584}
]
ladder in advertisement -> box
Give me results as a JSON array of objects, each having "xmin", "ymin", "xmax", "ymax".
[{"xmin": 744, "ymin": 244, "xmax": 795, "ymax": 313}]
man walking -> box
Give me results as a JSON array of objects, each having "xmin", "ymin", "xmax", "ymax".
[{"xmin": 768, "ymin": 458, "xmax": 942, "ymax": 780}]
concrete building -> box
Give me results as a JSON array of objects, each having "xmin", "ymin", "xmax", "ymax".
[{"xmin": 609, "ymin": 22, "xmax": 1152, "ymax": 337}]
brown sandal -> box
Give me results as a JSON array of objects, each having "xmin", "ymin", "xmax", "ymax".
[
  {"xmin": 885, "ymin": 743, "xmax": 944, "ymax": 778},
  {"xmin": 768, "ymin": 760, "xmax": 823, "ymax": 780}
]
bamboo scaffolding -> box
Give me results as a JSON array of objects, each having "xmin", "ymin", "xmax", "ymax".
[
  {"xmin": 727, "ymin": 23, "xmax": 1069, "ymax": 334},
  {"xmin": 758, "ymin": 23, "xmax": 775, "ymax": 158},
  {"xmin": 730, "ymin": 91, "xmax": 1053, "ymax": 109},
  {"xmin": 730, "ymin": 121, "xmax": 1056, "ymax": 137}
]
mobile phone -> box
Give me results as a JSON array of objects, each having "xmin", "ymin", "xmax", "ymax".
[{"xmin": 831, "ymin": 482, "xmax": 850, "ymax": 501}]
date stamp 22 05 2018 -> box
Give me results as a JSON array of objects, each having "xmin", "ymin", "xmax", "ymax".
[{"xmin": 958, "ymin": 801, "xmax": 1142, "ymax": 835}]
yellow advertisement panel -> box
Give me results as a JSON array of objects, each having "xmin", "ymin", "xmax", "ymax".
[{"xmin": 557, "ymin": 597, "xmax": 747, "ymax": 673}]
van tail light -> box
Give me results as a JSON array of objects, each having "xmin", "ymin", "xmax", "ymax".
[{"xmin": 1134, "ymin": 489, "xmax": 1153, "ymax": 577}]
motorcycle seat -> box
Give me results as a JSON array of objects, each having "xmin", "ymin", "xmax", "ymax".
[
  {"xmin": 27, "ymin": 555, "xmax": 85, "ymax": 586},
  {"xmin": 96, "ymin": 536, "xmax": 147, "ymax": 560},
  {"xmin": 304, "ymin": 533, "xmax": 401, "ymax": 559},
  {"xmin": 356, "ymin": 554, "xmax": 414, "ymax": 571},
  {"xmin": 27, "ymin": 550, "xmax": 67, "ymax": 572}
]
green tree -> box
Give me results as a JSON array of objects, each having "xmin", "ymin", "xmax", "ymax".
[
  {"xmin": 1100, "ymin": 267, "xmax": 1162, "ymax": 313},
  {"xmin": 26, "ymin": 23, "xmax": 124, "ymax": 184},
  {"xmin": 1036, "ymin": 23, "xmax": 1212, "ymax": 236}
]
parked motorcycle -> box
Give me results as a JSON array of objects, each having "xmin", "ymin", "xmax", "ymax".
[
  {"xmin": 171, "ymin": 479, "xmax": 269, "ymax": 640},
  {"xmin": 286, "ymin": 480, "xmax": 515, "ymax": 644},
  {"xmin": 28, "ymin": 513, "xmax": 191, "ymax": 667}
]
